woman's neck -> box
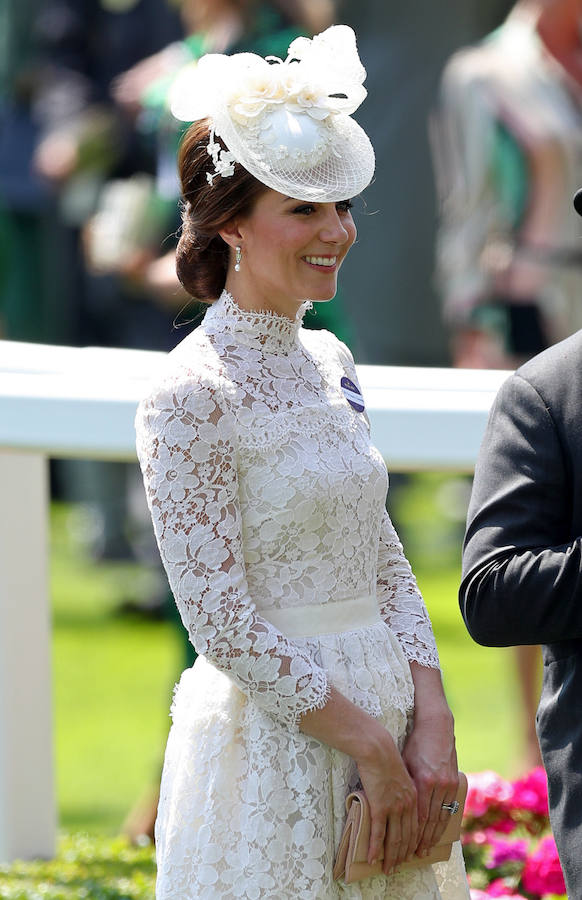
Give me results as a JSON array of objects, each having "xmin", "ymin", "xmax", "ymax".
[{"xmin": 223, "ymin": 273, "xmax": 307, "ymax": 322}]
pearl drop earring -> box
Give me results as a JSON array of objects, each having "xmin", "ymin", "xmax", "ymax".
[{"xmin": 234, "ymin": 246, "xmax": 242, "ymax": 272}]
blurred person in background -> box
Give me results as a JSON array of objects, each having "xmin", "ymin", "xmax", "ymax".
[
  {"xmin": 14, "ymin": 0, "xmax": 184, "ymax": 563},
  {"xmin": 2, "ymin": 0, "xmax": 183, "ymax": 347},
  {"xmin": 433, "ymin": 0, "xmax": 582, "ymax": 371},
  {"xmin": 433, "ymin": 0, "xmax": 582, "ymax": 770},
  {"xmin": 0, "ymin": 0, "xmax": 78, "ymax": 345},
  {"xmin": 31, "ymin": 0, "xmax": 184, "ymax": 354}
]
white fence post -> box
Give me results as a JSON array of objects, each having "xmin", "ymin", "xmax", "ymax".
[{"xmin": 0, "ymin": 451, "xmax": 56, "ymax": 861}]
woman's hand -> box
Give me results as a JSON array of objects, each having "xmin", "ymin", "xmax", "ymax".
[
  {"xmin": 355, "ymin": 726, "xmax": 419, "ymax": 874},
  {"xmin": 299, "ymin": 687, "xmax": 419, "ymax": 874},
  {"xmin": 403, "ymin": 663, "xmax": 459, "ymax": 857}
]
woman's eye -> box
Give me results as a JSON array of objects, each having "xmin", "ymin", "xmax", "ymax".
[{"xmin": 291, "ymin": 201, "xmax": 353, "ymax": 215}]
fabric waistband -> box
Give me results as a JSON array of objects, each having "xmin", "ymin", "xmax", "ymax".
[{"xmin": 259, "ymin": 594, "xmax": 381, "ymax": 639}]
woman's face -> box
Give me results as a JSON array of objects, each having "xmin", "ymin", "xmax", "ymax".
[{"xmin": 229, "ymin": 188, "xmax": 357, "ymax": 317}]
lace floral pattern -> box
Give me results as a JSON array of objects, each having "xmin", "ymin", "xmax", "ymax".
[{"xmin": 135, "ymin": 290, "xmax": 467, "ymax": 899}]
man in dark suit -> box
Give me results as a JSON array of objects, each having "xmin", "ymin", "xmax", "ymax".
[{"xmin": 460, "ymin": 325, "xmax": 582, "ymax": 896}]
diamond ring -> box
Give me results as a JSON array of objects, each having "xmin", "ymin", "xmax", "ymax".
[{"xmin": 441, "ymin": 800, "xmax": 460, "ymax": 815}]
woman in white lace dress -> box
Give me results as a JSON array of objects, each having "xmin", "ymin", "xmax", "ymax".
[{"xmin": 135, "ymin": 26, "xmax": 469, "ymax": 900}]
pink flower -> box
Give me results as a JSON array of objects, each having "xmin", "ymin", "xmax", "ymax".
[
  {"xmin": 482, "ymin": 825, "xmax": 515, "ymax": 842},
  {"xmin": 486, "ymin": 837, "xmax": 528, "ymax": 869},
  {"xmin": 465, "ymin": 772, "xmax": 514, "ymax": 818},
  {"xmin": 521, "ymin": 835, "xmax": 566, "ymax": 896},
  {"xmin": 486, "ymin": 877, "xmax": 517, "ymax": 896},
  {"xmin": 508, "ymin": 768, "xmax": 549, "ymax": 817},
  {"xmin": 488, "ymin": 818, "xmax": 517, "ymax": 834},
  {"xmin": 469, "ymin": 830, "xmax": 489, "ymax": 846}
]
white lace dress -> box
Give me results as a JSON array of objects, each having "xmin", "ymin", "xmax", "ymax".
[{"xmin": 135, "ymin": 290, "xmax": 469, "ymax": 900}]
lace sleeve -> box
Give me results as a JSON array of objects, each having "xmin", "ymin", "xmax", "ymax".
[
  {"xmin": 376, "ymin": 509, "xmax": 440, "ymax": 669},
  {"xmin": 135, "ymin": 370, "xmax": 329, "ymax": 731}
]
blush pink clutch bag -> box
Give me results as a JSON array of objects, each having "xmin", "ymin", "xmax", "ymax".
[{"xmin": 333, "ymin": 772, "xmax": 467, "ymax": 885}]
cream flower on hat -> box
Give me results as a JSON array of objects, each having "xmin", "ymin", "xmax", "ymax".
[{"xmin": 228, "ymin": 61, "xmax": 290, "ymax": 125}]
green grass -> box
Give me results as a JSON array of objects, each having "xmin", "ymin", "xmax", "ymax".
[
  {"xmin": 51, "ymin": 504, "xmax": 182, "ymax": 834},
  {"xmin": 418, "ymin": 565, "xmax": 522, "ymax": 775},
  {"xmin": 47, "ymin": 473, "xmax": 527, "ymax": 837},
  {"xmin": 390, "ymin": 472, "xmax": 525, "ymax": 776}
]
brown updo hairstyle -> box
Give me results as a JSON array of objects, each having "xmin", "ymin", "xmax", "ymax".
[{"xmin": 176, "ymin": 118, "xmax": 267, "ymax": 301}]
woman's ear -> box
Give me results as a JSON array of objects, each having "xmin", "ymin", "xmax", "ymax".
[{"xmin": 218, "ymin": 218, "xmax": 243, "ymax": 251}]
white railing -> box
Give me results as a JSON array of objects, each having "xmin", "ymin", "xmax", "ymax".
[{"xmin": 0, "ymin": 339, "xmax": 508, "ymax": 862}]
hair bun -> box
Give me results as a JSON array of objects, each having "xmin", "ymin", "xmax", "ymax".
[{"xmin": 176, "ymin": 119, "xmax": 266, "ymax": 302}]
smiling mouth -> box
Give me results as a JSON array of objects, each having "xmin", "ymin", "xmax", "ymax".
[{"xmin": 303, "ymin": 255, "xmax": 338, "ymax": 268}]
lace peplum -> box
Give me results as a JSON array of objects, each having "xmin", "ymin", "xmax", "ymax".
[{"xmin": 136, "ymin": 291, "xmax": 466, "ymax": 899}]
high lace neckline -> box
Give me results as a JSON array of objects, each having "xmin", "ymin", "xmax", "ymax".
[{"xmin": 203, "ymin": 290, "xmax": 312, "ymax": 353}]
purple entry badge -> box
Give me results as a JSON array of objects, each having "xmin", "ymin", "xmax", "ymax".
[{"xmin": 340, "ymin": 376, "xmax": 365, "ymax": 413}]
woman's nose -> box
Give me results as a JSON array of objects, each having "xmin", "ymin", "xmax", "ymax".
[{"xmin": 320, "ymin": 209, "xmax": 349, "ymax": 243}]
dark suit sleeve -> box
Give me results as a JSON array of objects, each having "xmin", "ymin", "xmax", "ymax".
[{"xmin": 460, "ymin": 371, "xmax": 582, "ymax": 646}]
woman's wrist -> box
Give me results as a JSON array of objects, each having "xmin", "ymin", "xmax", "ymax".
[
  {"xmin": 412, "ymin": 690, "xmax": 454, "ymax": 725},
  {"xmin": 300, "ymin": 686, "xmax": 392, "ymax": 761},
  {"xmin": 352, "ymin": 722, "xmax": 397, "ymax": 768},
  {"xmin": 409, "ymin": 662, "xmax": 453, "ymax": 723}
]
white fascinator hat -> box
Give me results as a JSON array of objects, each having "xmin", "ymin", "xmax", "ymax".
[{"xmin": 169, "ymin": 25, "xmax": 375, "ymax": 203}]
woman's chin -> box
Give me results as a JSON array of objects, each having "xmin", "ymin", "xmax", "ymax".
[{"xmin": 309, "ymin": 283, "xmax": 338, "ymax": 304}]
